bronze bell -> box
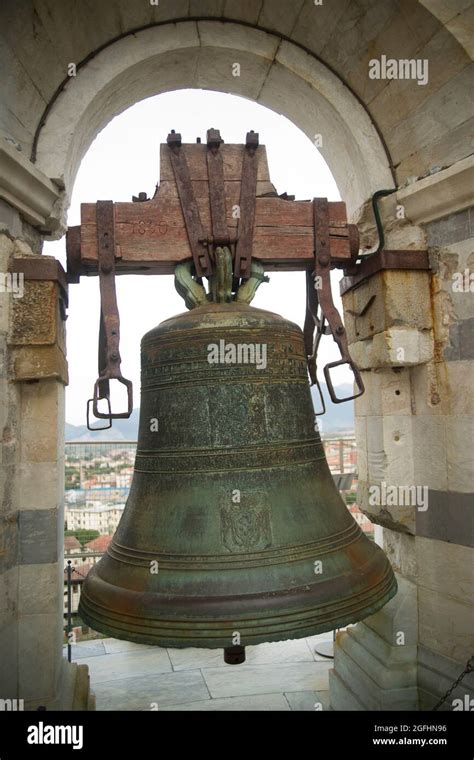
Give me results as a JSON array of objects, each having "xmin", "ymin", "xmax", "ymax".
[{"xmin": 79, "ymin": 250, "xmax": 397, "ymax": 653}]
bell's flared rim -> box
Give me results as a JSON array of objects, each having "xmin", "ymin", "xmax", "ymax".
[{"xmin": 79, "ymin": 545, "xmax": 398, "ymax": 650}]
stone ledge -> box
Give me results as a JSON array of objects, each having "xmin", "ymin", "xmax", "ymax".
[
  {"xmin": 0, "ymin": 138, "xmax": 62, "ymax": 231},
  {"xmin": 329, "ymin": 669, "xmax": 365, "ymax": 711},
  {"xmin": 332, "ymin": 638, "xmax": 418, "ymax": 710},
  {"xmin": 73, "ymin": 664, "xmax": 95, "ymax": 711},
  {"xmin": 331, "ymin": 578, "xmax": 419, "ymax": 711},
  {"xmin": 47, "ymin": 659, "xmax": 95, "ymax": 711},
  {"xmin": 10, "ymin": 344, "xmax": 68, "ymax": 384},
  {"xmin": 349, "ymin": 328, "xmax": 434, "ymax": 370},
  {"xmin": 418, "ymin": 645, "xmax": 474, "ymax": 711},
  {"xmin": 342, "ymin": 269, "xmax": 432, "ymax": 345},
  {"xmin": 398, "ymin": 156, "xmax": 474, "ymax": 225},
  {"xmin": 339, "ymin": 628, "xmax": 417, "ymax": 690}
]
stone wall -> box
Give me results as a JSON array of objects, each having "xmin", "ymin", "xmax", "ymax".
[
  {"xmin": 416, "ymin": 206, "xmax": 474, "ymax": 708},
  {"xmin": 0, "ymin": 0, "xmax": 473, "ymax": 711},
  {"xmin": 1, "ymin": 1, "xmax": 472, "ymax": 225},
  {"xmin": 331, "ymin": 176, "xmax": 474, "ymax": 710},
  {"xmin": 0, "ymin": 200, "xmax": 91, "ymax": 708}
]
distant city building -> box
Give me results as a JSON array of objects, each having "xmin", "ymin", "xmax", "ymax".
[
  {"xmin": 64, "ymin": 536, "xmax": 84, "ymax": 567},
  {"xmin": 116, "ymin": 468, "xmax": 134, "ymax": 488},
  {"xmin": 65, "ymin": 504, "xmax": 124, "ymax": 534}
]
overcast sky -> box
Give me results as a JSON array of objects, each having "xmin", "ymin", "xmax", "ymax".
[{"xmin": 44, "ymin": 89, "xmax": 352, "ymax": 425}]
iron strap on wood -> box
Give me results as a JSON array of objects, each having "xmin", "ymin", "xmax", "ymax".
[
  {"xmin": 235, "ymin": 131, "xmax": 259, "ymax": 280},
  {"xmin": 303, "ymin": 270, "xmax": 318, "ymax": 385},
  {"xmin": 167, "ymin": 130, "xmax": 213, "ymax": 278},
  {"xmin": 206, "ymin": 129, "xmax": 231, "ymax": 247},
  {"xmin": 304, "ymin": 270, "xmax": 327, "ymax": 416},
  {"xmin": 312, "ymin": 198, "xmax": 365, "ymax": 405},
  {"xmin": 87, "ymin": 200, "xmax": 133, "ymax": 430}
]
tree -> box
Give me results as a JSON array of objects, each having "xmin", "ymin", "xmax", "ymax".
[{"xmin": 64, "ymin": 529, "xmax": 100, "ymax": 546}]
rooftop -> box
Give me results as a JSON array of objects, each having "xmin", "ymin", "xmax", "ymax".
[
  {"xmin": 84, "ymin": 535, "xmax": 113, "ymax": 552},
  {"xmin": 64, "ymin": 536, "xmax": 82, "ymax": 551}
]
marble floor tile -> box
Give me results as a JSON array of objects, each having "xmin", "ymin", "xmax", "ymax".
[
  {"xmin": 167, "ymin": 646, "xmax": 224, "ymax": 672},
  {"xmin": 83, "ymin": 647, "xmax": 172, "ymax": 683},
  {"xmin": 202, "ymin": 660, "xmax": 331, "ymax": 699},
  {"xmin": 102, "ymin": 638, "xmax": 154, "ymax": 655},
  {"xmin": 92, "ymin": 670, "xmax": 210, "ymax": 711},
  {"xmin": 168, "ymin": 637, "xmax": 314, "ymax": 672},
  {"xmin": 63, "ymin": 640, "xmax": 106, "ymax": 659},
  {"xmin": 162, "ymin": 693, "xmax": 291, "ymax": 711},
  {"xmin": 71, "ymin": 637, "xmax": 334, "ymax": 710},
  {"xmin": 244, "ymin": 638, "xmax": 316, "ymax": 666},
  {"xmin": 284, "ymin": 689, "xmax": 331, "ymax": 711}
]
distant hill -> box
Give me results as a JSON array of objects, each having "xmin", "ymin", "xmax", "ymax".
[
  {"xmin": 66, "ymin": 383, "xmax": 354, "ymax": 441},
  {"xmin": 310, "ymin": 383, "xmax": 355, "ymax": 434},
  {"xmin": 66, "ymin": 409, "xmax": 140, "ymax": 442}
]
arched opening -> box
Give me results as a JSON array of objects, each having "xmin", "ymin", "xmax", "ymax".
[
  {"xmin": 46, "ymin": 88, "xmax": 360, "ymax": 427},
  {"xmin": 53, "ymin": 87, "xmax": 377, "ymax": 709},
  {"xmin": 35, "ymin": 20, "xmax": 393, "ymax": 229},
  {"xmin": 2, "ymin": 2, "xmax": 472, "ymax": 715}
]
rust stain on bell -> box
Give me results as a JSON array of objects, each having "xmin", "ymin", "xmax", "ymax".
[{"xmin": 80, "ymin": 293, "xmax": 397, "ymax": 648}]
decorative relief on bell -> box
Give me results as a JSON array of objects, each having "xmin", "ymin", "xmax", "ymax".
[{"xmin": 220, "ymin": 493, "xmax": 273, "ymax": 553}]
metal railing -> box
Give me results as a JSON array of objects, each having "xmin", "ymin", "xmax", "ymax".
[{"xmin": 65, "ymin": 437, "xmax": 357, "ymax": 473}]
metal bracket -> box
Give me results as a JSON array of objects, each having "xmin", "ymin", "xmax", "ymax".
[
  {"xmin": 168, "ymin": 127, "xmax": 259, "ymax": 283},
  {"xmin": 310, "ymin": 198, "xmax": 364, "ymax": 406},
  {"xmin": 234, "ymin": 131, "xmax": 259, "ymax": 280},
  {"xmin": 167, "ymin": 130, "xmax": 213, "ymax": 278},
  {"xmin": 132, "ymin": 191, "xmax": 149, "ymax": 203},
  {"xmin": 340, "ymin": 249, "xmax": 431, "ymax": 295},
  {"xmin": 206, "ymin": 128, "xmax": 230, "ymax": 248},
  {"xmin": 303, "ymin": 270, "xmax": 327, "ymax": 416},
  {"xmin": 87, "ymin": 200, "xmax": 133, "ymax": 429}
]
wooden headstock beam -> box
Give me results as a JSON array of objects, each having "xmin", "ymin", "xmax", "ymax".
[{"xmin": 66, "ymin": 142, "xmax": 359, "ymax": 281}]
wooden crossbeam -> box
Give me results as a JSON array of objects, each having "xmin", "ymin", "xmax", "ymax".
[{"xmin": 66, "ymin": 143, "xmax": 358, "ymax": 279}]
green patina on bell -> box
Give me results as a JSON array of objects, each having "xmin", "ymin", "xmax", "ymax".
[{"xmin": 79, "ymin": 249, "xmax": 397, "ymax": 648}]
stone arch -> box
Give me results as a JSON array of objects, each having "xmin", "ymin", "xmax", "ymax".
[
  {"xmin": 1, "ymin": 0, "xmax": 473, "ymax": 714},
  {"xmin": 34, "ymin": 20, "xmax": 394, "ymax": 226}
]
